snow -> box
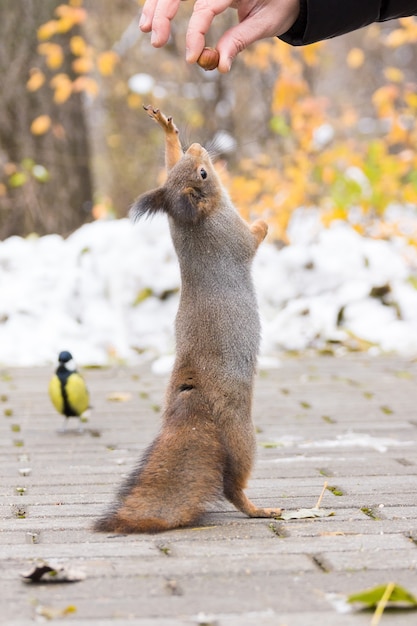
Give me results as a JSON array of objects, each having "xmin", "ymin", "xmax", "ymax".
[
  {"xmin": 0, "ymin": 208, "xmax": 416, "ymax": 367},
  {"xmin": 263, "ymin": 431, "xmax": 413, "ymax": 454}
]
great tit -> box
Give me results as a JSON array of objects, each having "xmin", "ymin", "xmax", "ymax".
[{"xmin": 48, "ymin": 351, "xmax": 89, "ymax": 431}]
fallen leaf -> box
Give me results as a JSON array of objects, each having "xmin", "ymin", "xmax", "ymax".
[
  {"xmin": 395, "ymin": 370, "xmax": 413, "ymax": 380},
  {"xmin": 36, "ymin": 604, "xmax": 77, "ymax": 619},
  {"xmin": 380, "ymin": 405, "xmax": 394, "ymax": 415},
  {"xmin": 18, "ymin": 467, "xmax": 32, "ymax": 476},
  {"xmin": 347, "ymin": 583, "xmax": 417, "ymax": 608},
  {"xmin": 278, "ymin": 507, "xmax": 335, "ymax": 520},
  {"xmin": 21, "ymin": 561, "xmax": 86, "ymax": 583},
  {"xmin": 106, "ymin": 392, "xmax": 132, "ymax": 402}
]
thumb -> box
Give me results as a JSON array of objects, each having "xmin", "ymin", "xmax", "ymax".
[{"xmin": 215, "ymin": 18, "xmax": 268, "ymax": 72}]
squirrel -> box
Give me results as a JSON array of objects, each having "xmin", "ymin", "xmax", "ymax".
[{"xmin": 94, "ymin": 106, "xmax": 281, "ymax": 533}]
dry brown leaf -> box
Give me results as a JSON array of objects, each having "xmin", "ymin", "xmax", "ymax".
[{"xmin": 106, "ymin": 391, "xmax": 132, "ymax": 403}]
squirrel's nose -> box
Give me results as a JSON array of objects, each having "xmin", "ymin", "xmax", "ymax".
[{"xmin": 187, "ymin": 143, "xmax": 205, "ymax": 156}]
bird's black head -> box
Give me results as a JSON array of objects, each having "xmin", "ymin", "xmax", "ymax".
[{"xmin": 58, "ymin": 351, "xmax": 73, "ymax": 364}]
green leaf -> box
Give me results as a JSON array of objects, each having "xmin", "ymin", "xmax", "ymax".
[
  {"xmin": 363, "ymin": 391, "xmax": 374, "ymax": 399},
  {"xmin": 326, "ymin": 485, "xmax": 344, "ymax": 496},
  {"xmin": 348, "ymin": 583, "xmax": 417, "ymax": 607},
  {"xmin": 132, "ymin": 287, "xmax": 153, "ymax": 306},
  {"xmin": 21, "ymin": 158, "xmax": 35, "ymax": 171},
  {"xmin": 9, "ymin": 172, "xmax": 27, "ymax": 188},
  {"xmin": 395, "ymin": 370, "xmax": 413, "ymax": 380},
  {"xmin": 270, "ymin": 115, "xmax": 290, "ymax": 137},
  {"xmin": 380, "ymin": 405, "xmax": 394, "ymax": 415}
]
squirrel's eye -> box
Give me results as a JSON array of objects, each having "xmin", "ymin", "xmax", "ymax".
[{"xmin": 200, "ymin": 168, "xmax": 207, "ymax": 180}]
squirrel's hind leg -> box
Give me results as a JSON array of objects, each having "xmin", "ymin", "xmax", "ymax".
[
  {"xmin": 223, "ymin": 455, "xmax": 281, "ymax": 519},
  {"xmin": 227, "ymin": 487, "xmax": 282, "ymax": 519}
]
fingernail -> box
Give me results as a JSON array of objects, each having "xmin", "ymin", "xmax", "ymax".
[
  {"xmin": 151, "ymin": 30, "xmax": 159, "ymax": 46},
  {"xmin": 219, "ymin": 57, "xmax": 232, "ymax": 73},
  {"xmin": 139, "ymin": 13, "xmax": 145, "ymax": 28}
]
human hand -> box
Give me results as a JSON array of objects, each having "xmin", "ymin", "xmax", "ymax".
[{"xmin": 139, "ymin": 0, "xmax": 301, "ymax": 73}]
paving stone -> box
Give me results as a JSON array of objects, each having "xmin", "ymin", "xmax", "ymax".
[{"xmin": 1, "ymin": 355, "xmax": 417, "ymax": 624}]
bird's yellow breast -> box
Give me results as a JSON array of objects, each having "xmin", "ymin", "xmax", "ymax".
[
  {"xmin": 48, "ymin": 375, "xmax": 64, "ymax": 414},
  {"xmin": 48, "ymin": 372, "xmax": 89, "ymax": 416},
  {"xmin": 66, "ymin": 372, "xmax": 89, "ymax": 415}
]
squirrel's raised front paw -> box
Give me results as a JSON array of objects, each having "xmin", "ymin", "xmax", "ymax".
[{"xmin": 143, "ymin": 105, "xmax": 178, "ymax": 135}]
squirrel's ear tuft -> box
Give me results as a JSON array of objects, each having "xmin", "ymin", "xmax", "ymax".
[{"xmin": 129, "ymin": 188, "xmax": 167, "ymax": 221}]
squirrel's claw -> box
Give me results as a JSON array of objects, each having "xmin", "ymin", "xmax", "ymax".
[{"xmin": 143, "ymin": 104, "xmax": 179, "ymax": 136}]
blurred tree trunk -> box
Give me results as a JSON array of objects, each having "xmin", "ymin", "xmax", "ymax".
[{"xmin": 0, "ymin": 0, "xmax": 93, "ymax": 238}]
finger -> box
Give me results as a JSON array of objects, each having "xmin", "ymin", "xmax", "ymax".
[
  {"xmin": 215, "ymin": 22, "xmax": 262, "ymax": 72},
  {"xmin": 144, "ymin": 0, "xmax": 183, "ymax": 47},
  {"xmin": 139, "ymin": 0, "xmax": 159, "ymax": 32},
  {"xmin": 185, "ymin": 0, "xmax": 234, "ymax": 63},
  {"xmin": 215, "ymin": 11, "xmax": 286, "ymax": 72}
]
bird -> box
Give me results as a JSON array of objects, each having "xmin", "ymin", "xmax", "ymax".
[{"xmin": 48, "ymin": 351, "xmax": 89, "ymax": 432}]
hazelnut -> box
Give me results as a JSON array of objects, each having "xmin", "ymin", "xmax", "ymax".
[{"xmin": 197, "ymin": 47, "xmax": 220, "ymax": 71}]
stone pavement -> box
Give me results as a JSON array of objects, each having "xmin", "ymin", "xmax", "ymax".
[{"xmin": 1, "ymin": 354, "xmax": 417, "ymax": 625}]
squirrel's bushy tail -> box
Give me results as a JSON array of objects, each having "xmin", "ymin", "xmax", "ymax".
[{"xmin": 94, "ymin": 398, "xmax": 225, "ymax": 533}]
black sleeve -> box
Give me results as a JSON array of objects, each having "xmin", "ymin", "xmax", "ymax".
[{"xmin": 279, "ymin": 0, "xmax": 417, "ymax": 46}]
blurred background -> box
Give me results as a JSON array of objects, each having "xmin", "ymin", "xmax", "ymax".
[{"xmin": 0, "ymin": 0, "xmax": 416, "ymax": 365}]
